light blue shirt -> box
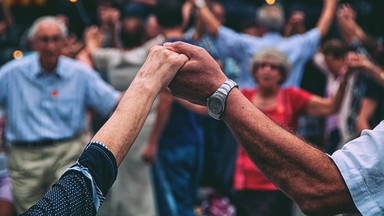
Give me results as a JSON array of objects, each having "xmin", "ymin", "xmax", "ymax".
[
  {"xmin": 331, "ymin": 121, "xmax": 384, "ymax": 215},
  {"xmin": 217, "ymin": 26, "xmax": 321, "ymax": 88},
  {"xmin": 0, "ymin": 53, "xmax": 120, "ymax": 142}
]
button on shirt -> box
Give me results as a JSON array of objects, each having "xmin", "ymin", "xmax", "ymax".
[
  {"xmin": 217, "ymin": 26, "xmax": 321, "ymax": 89},
  {"xmin": 0, "ymin": 53, "xmax": 120, "ymax": 142},
  {"xmin": 331, "ymin": 121, "xmax": 384, "ymax": 215}
]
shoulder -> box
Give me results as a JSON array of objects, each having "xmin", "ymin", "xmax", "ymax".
[
  {"xmin": 0, "ymin": 53, "xmax": 38, "ymax": 79},
  {"xmin": 284, "ymin": 87, "xmax": 310, "ymax": 95},
  {"xmin": 284, "ymin": 87, "xmax": 312, "ymax": 100},
  {"xmin": 0, "ymin": 53, "xmax": 37, "ymax": 72}
]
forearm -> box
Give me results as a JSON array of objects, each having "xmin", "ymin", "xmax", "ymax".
[
  {"xmin": 110, "ymin": 26, "xmax": 121, "ymax": 48},
  {"xmin": 336, "ymin": 17, "xmax": 356, "ymax": 44},
  {"xmin": 356, "ymin": 98, "xmax": 377, "ymax": 133},
  {"xmin": 222, "ymin": 89, "xmax": 356, "ymax": 214},
  {"xmin": 1, "ymin": 2, "xmax": 13, "ymax": 27},
  {"xmin": 356, "ymin": 118, "xmax": 371, "ymax": 134},
  {"xmin": 194, "ymin": 1, "xmax": 221, "ymax": 38},
  {"xmin": 365, "ymin": 64, "xmax": 384, "ymax": 87},
  {"xmin": 147, "ymin": 91, "xmax": 173, "ymax": 145},
  {"xmin": 316, "ymin": 1, "xmax": 338, "ymax": 38},
  {"xmin": 91, "ymin": 77, "xmax": 160, "ymax": 166},
  {"xmin": 176, "ymin": 98, "xmax": 208, "ymax": 115},
  {"xmin": 328, "ymin": 74, "xmax": 348, "ymax": 113}
]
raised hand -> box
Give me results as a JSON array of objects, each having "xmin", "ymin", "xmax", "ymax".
[
  {"xmin": 164, "ymin": 41, "xmax": 227, "ymax": 105},
  {"xmin": 84, "ymin": 26, "xmax": 105, "ymax": 52},
  {"xmin": 136, "ymin": 45, "xmax": 189, "ymax": 91}
]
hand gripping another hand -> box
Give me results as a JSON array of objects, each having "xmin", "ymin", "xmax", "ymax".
[
  {"xmin": 135, "ymin": 45, "xmax": 189, "ymax": 92},
  {"xmin": 164, "ymin": 41, "xmax": 228, "ymax": 106}
]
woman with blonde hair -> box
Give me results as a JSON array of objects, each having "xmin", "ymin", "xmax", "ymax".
[{"xmin": 234, "ymin": 47, "xmax": 352, "ymax": 216}]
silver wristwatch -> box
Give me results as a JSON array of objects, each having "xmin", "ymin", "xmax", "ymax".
[{"xmin": 207, "ymin": 79, "xmax": 238, "ymax": 120}]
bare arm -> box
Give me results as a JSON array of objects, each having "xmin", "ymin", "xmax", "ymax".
[
  {"xmin": 356, "ymin": 98, "xmax": 377, "ymax": 133},
  {"xmin": 92, "ymin": 46, "xmax": 188, "ymax": 166},
  {"xmin": 191, "ymin": 0, "xmax": 221, "ymax": 38},
  {"xmin": 305, "ymin": 69, "xmax": 351, "ymax": 116},
  {"xmin": 316, "ymin": 0, "xmax": 339, "ymax": 38},
  {"xmin": 166, "ymin": 41, "xmax": 358, "ymax": 215},
  {"xmin": 336, "ymin": 4, "xmax": 366, "ymax": 45},
  {"xmin": 223, "ymin": 89, "xmax": 357, "ymax": 214},
  {"xmin": 347, "ymin": 52, "xmax": 384, "ymax": 86},
  {"xmin": 0, "ymin": 0, "xmax": 13, "ymax": 36},
  {"xmin": 175, "ymin": 97, "xmax": 208, "ymax": 115},
  {"xmin": 141, "ymin": 90, "xmax": 174, "ymax": 164},
  {"xmin": 0, "ymin": 0, "xmax": 13, "ymax": 27}
]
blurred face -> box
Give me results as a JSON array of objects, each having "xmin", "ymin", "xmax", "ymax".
[
  {"xmin": 253, "ymin": 57, "xmax": 282, "ymax": 88},
  {"xmin": 325, "ymin": 54, "xmax": 345, "ymax": 77},
  {"xmin": 31, "ymin": 21, "xmax": 65, "ymax": 71}
]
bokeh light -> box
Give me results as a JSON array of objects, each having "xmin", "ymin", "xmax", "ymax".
[
  {"xmin": 265, "ymin": 0, "xmax": 276, "ymax": 5},
  {"xmin": 69, "ymin": 0, "xmax": 77, "ymax": 3},
  {"xmin": 13, "ymin": 50, "xmax": 23, "ymax": 60}
]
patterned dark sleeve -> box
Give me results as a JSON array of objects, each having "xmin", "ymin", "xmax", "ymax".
[
  {"xmin": 20, "ymin": 171, "xmax": 96, "ymax": 216},
  {"xmin": 21, "ymin": 141, "xmax": 118, "ymax": 216}
]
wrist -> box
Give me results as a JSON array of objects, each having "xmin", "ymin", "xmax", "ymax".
[
  {"xmin": 131, "ymin": 76, "xmax": 162, "ymax": 99},
  {"xmin": 207, "ymin": 79, "xmax": 238, "ymax": 120}
]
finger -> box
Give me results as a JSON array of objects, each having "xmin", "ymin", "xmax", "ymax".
[
  {"xmin": 176, "ymin": 53, "xmax": 189, "ymax": 66},
  {"xmin": 163, "ymin": 41, "xmax": 201, "ymax": 59}
]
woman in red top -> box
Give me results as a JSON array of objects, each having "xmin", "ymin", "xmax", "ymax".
[{"xmin": 234, "ymin": 48, "xmax": 351, "ymax": 216}]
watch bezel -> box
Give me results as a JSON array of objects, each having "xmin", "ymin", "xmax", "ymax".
[
  {"xmin": 207, "ymin": 93, "xmax": 225, "ymax": 120},
  {"xmin": 206, "ymin": 79, "xmax": 238, "ymax": 120}
]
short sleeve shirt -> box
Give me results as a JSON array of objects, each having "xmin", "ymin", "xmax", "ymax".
[{"xmin": 331, "ymin": 121, "xmax": 384, "ymax": 215}]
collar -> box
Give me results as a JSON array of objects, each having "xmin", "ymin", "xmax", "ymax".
[{"xmin": 30, "ymin": 54, "xmax": 66, "ymax": 79}]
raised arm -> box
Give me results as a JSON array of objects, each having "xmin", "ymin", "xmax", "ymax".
[
  {"xmin": 166, "ymin": 41, "xmax": 358, "ymax": 215},
  {"xmin": 0, "ymin": 0, "xmax": 13, "ymax": 36},
  {"xmin": 92, "ymin": 46, "xmax": 188, "ymax": 165},
  {"xmin": 190, "ymin": 0, "xmax": 221, "ymax": 38},
  {"xmin": 347, "ymin": 52, "xmax": 384, "ymax": 87},
  {"xmin": 336, "ymin": 4, "xmax": 366, "ymax": 45},
  {"xmin": 23, "ymin": 46, "xmax": 188, "ymax": 215},
  {"xmin": 316, "ymin": 0, "xmax": 339, "ymax": 38},
  {"xmin": 305, "ymin": 68, "xmax": 352, "ymax": 116}
]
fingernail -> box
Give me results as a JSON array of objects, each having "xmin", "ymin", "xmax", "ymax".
[{"xmin": 163, "ymin": 42, "xmax": 172, "ymax": 47}]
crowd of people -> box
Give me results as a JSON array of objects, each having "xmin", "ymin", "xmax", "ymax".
[{"xmin": 0, "ymin": 0, "xmax": 383, "ymax": 215}]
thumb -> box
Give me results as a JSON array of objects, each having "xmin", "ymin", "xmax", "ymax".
[{"xmin": 163, "ymin": 41, "xmax": 199, "ymax": 59}]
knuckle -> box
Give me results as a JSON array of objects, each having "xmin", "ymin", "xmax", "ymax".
[{"xmin": 149, "ymin": 45, "xmax": 162, "ymax": 53}]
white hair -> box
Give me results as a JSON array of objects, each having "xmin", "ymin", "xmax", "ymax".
[
  {"xmin": 27, "ymin": 16, "xmax": 68, "ymax": 40},
  {"xmin": 249, "ymin": 47, "xmax": 291, "ymax": 85},
  {"xmin": 256, "ymin": 4, "xmax": 285, "ymax": 32}
]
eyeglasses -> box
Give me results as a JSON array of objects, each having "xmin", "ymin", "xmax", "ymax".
[
  {"xmin": 36, "ymin": 36, "xmax": 64, "ymax": 44},
  {"xmin": 256, "ymin": 62, "xmax": 281, "ymax": 70}
]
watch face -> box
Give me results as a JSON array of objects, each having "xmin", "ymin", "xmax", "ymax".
[{"xmin": 208, "ymin": 97, "xmax": 224, "ymax": 114}]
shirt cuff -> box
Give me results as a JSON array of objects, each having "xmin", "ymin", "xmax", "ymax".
[{"xmin": 63, "ymin": 141, "xmax": 118, "ymax": 211}]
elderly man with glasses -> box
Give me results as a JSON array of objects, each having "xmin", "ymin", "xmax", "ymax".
[{"xmin": 0, "ymin": 16, "xmax": 121, "ymax": 213}]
